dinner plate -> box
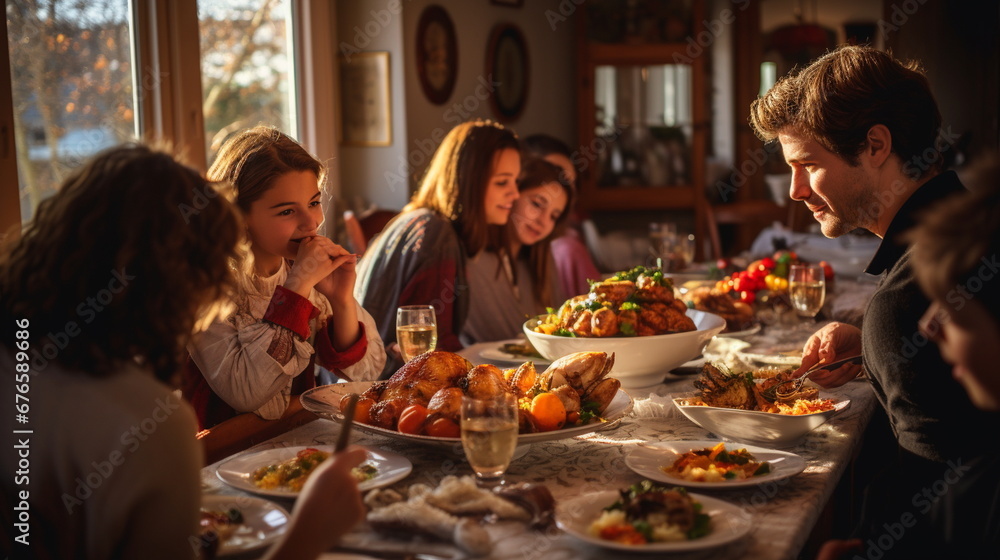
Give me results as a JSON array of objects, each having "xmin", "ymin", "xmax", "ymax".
[
  {"xmin": 557, "ymin": 490, "xmax": 752, "ymax": 552},
  {"xmin": 720, "ymin": 322, "xmax": 762, "ymax": 339},
  {"xmin": 201, "ymin": 494, "xmax": 289, "ymax": 556},
  {"xmin": 737, "ymin": 348, "xmax": 802, "ymax": 367},
  {"xmin": 624, "ymin": 440, "xmax": 806, "ymax": 489},
  {"xmin": 301, "ymin": 382, "xmax": 633, "ymax": 447},
  {"xmin": 216, "ymin": 445, "xmax": 412, "ymax": 498},
  {"xmin": 478, "ymin": 339, "xmax": 551, "ymax": 366}
]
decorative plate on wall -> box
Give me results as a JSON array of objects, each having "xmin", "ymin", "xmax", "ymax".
[
  {"xmin": 486, "ymin": 23, "xmax": 529, "ymax": 122},
  {"xmin": 415, "ymin": 5, "xmax": 457, "ymax": 105}
]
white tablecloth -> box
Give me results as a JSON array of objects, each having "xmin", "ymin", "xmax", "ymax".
[{"xmin": 201, "ymin": 336, "xmax": 877, "ymax": 560}]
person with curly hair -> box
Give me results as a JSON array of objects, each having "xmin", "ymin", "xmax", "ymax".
[
  {"xmin": 0, "ymin": 144, "xmax": 367, "ymax": 559},
  {"xmin": 184, "ymin": 126, "xmax": 385, "ymax": 429},
  {"xmin": 355, "ymin": 119, "xmax": 521, "ymax": 376}
]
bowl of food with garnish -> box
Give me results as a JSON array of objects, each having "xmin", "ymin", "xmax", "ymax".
[{"xmin": 524, "ymin": 266, "xmax": 725, "ymax": 388}]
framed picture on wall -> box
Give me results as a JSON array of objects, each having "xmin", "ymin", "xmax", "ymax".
[
  {"xmin": 486, "ymin": 23, "xmax": 529, "ymax": 122},
  {"xmin": 340, "ymin": 51, "xmax": 391, "ymax": 146},
  {"xmin": 416, "ymin": 5, "xmax": 458, "ymax": 105}
]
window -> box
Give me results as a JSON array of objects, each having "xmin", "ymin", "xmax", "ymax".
[
  {"xmin": 3, "ymin": 0, "xmax": 335, "ymax": 232},
  {"xmin": 5, "ymin": 0, "xmax": 137, "ymax": 223}
]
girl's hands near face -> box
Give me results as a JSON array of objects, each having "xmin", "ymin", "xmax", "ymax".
[
  {"xmin": 285, "ymin": 236, "xmax": 354, "ymax": 299},
  {"xmin": 313, "ymin": 240, "xmax": 358, "ymax": 306}
]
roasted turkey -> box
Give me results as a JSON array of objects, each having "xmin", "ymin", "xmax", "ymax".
[{"xmin": 359, "ymin": 350, "xmax": 619, "ymax": 433}]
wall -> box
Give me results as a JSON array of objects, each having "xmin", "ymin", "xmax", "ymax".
[
  {"xmin": 335, "ymin": 0, "xmax": 576, "ymax": 212},
  {"xmin": 887, "ymin": 1, "xmax": 999, "ymax": 162},
  {"xmin": 758, "ymin": 0, "xmax": 998, "ymax": 168},
  {"xmin": 760, "ymin": 0, "xmax": 884, "ymax": 46},
  {"xmin": 335, "ymin": 1, "xmax": 409, "ymax": 212}
]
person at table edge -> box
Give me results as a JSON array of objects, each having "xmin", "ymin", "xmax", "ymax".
[{"xmin": 749, "ymin": 44, "xmax": 1000, "ymax": 467}]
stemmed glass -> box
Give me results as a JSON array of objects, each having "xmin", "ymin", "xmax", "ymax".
[
  {"xmin": 788, "ymin": 264, "xmax": 826, "ymax": 321},
  {"xmin": 396, "ymin": 305, "xmax": 438, "ymax": 362},
  {"xmin": 649, "ymin": 222, "xmax": 678, "ymax": 271},
  {"xmin": 460, "ymin": 393, "xmax": 518, "ymax": 489}
]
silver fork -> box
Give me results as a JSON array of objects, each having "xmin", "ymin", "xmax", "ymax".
[{"xmin": 764, "ymin": 355, "xmax": 863, "ymax": 399}]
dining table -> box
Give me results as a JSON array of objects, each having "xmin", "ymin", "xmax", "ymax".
[{"xmin": 200, "ymin": 319, "xmax": 879, "ymax": 560}]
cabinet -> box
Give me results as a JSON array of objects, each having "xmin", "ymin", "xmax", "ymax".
[{"xmin": 575, "ymin": 0, "xmax": 707, "ymax": 258}]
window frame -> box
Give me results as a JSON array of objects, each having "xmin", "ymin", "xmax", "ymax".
[{"xmin": 0, "ymin": 0, "xmax": 340, "ymax": 236}]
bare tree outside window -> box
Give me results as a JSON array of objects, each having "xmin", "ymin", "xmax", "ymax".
[
  {"xmin": 199, "ymin": 0, "xmax": 295, "ymax": 163},
  {"xmin": 6, "ymin": 0, "xmax": 134, "ymax": 223},
  {"xmin": 5, "ymin": 0, "xmax": 296, "ymax": 223}
]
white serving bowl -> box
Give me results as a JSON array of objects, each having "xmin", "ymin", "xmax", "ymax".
[
  {"xmin": 523, "ymin": 309, "xmax": 725, "ymax": 388},
  {"xmin": 672, "ymin": 397, "xmax": 851, "ymax": 447}
]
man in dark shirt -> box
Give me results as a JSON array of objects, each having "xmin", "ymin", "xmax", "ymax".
[{"xmin": 749, "ymin": 45, "xmax": 1000, "ymax": 555}]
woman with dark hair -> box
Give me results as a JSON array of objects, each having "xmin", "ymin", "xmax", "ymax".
[
  {"xmin": 522, "ymin": 133, "xmax": 602, "ymax": 295},
  {"xmin": 355, "ymin": 119, "xmax": 520, "ymax": 375},
  {"xmin": 0, "ymin": 144, "xmax": 367, "ymax": 560},
  {"xmin": 462, "ymin": 158, "xmax": 573, "ymax": 344}
]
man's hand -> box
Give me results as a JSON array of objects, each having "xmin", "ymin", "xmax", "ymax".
[{"xmin": 795, "ymin": 322, "xmax": 864, "ymax": 388}]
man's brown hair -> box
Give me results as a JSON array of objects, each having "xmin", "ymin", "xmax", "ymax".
[{"xmin": 750, "ymin": 45, "xmax": 942, "ymax": 178}]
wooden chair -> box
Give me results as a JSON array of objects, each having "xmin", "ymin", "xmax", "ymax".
[
  {"xmin": 705, "ymin": 199, "xmax": 800, "ymax": 259},
  {"xmin": 358, "ymin": 210, "xmax": 398, "ymax": 246},
  {"xmin": 195, "ymin": 400, "xmax": 318, "ymax": 465},
  {"xmin": 343, "ymin": 210, "xmax": 367, "ymax": 254}
]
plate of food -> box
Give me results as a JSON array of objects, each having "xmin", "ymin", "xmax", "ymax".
[
  {"xmin": 737, "ymin": 347, "xmax": 802, "ymax": 367},
  {"xmin": 556, "ymin": 481, "xmax": 751, "ymax": 552},
  {"xmin": 216, "ymin": 445, "xmax": 412, "ymax": 498},
  {"xmin": 302, "ymin": 350, "xmax": 632, "ymax": 447},
  {"xmin": 625, "ymin": 440, "xmax": 806, "ymax": 489},
  {"xmin": 478, "ymin": 338, "xmax": 550, "ymax": 366},
  {"xmin": 198, "ymin": 494, "xmax": 289, "ymax": 557},
  {"xmin": 673, "ymin": 363, "xmax": 850, "ymax": 445},
  {"xmin": 721, "ymin": 322, "xmax": 762, "ymax": 339},
  {"xmin": 301, "ymin": 381, "xmax": 633, "ymax": 447}
]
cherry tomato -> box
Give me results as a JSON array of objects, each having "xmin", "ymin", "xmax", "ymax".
[
  {"xmin": 732, "ymin": 277, "xmax": 745, "ymax": 292},
  {"xmin": 425, "ymin": 417, "xmax": 460, "ymax": 438},
  {"xmin": 740, "ymin": 290, "xmax": 756, "ymax": 304},
  {"xmin": 761, "ymin": 257, "xmax": 776, "ymax": 269},
  {"xmin": 819, "ymin": 260, "xmax": 835, "ymax": 280},
  {"xmin": 397, "ymin": 404, "xmax": 429, "ymax": 434}
]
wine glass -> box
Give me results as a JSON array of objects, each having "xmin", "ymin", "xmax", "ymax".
[
  {"xmin": 460, "ymin": 393, "xmax": 518, "ymax": 489},
  {"xmin": 649, "ymin": 222, "xmax": 678, "ymax": 271},
  {"xmin": 788, "ymin": 264, "xmax": 826, "ymax": 320},
  {"xmin": 396, "ymin": 305, "xmax": 438, "ymax": 362}
]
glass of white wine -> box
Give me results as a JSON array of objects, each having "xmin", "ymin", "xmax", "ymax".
[
  {"xmin": 788, "ymin": 264, "xmax": 826, "ymax": 320},
  {"xmin": 396, "ymin": 305, "xmax": 438, "ymax": 362},
  {"xmin": 460, "ymin": 393, "xmax": 518, "ymax": 489}
]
